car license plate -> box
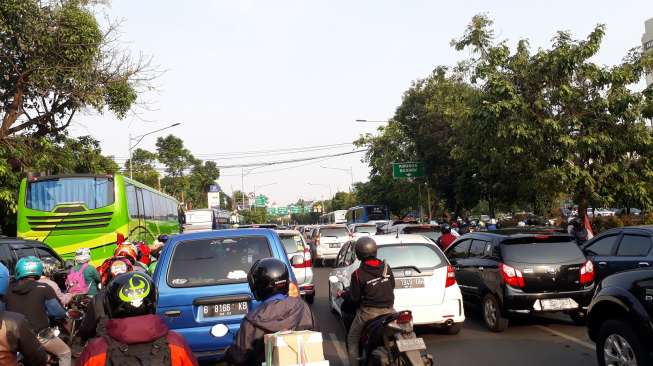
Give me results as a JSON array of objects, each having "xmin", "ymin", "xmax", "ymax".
[
  {"xmin": 537, "ymin": 298, "xmax": 578, "ymax": 311},
  {"xmin": 396, "ymin": 337, "xmax": 426, "ymax": 352},
  {"xmin": 201, "ymin": 301, "xmax": 248, "ymax": 318},
  {"xmin": 329, "ymin": 243, "xmax": 340, "ymax": 248},
  {"xmin": 395, "ymin": 277, "xmax": 425, "ymax": 289}
]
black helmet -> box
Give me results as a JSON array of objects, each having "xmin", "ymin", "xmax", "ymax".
[
  {"xmin": 247, "ymin": 258, "xmax": 289, "ymax": 301},
  {"xmin": 441, "ymin": 224, "xmax": 451, "ymax": 234},
  {"xmin": 355, "ymin": 236, "xmax": 377, "ymax": 261},
  {"xmin": 104, "ymin": 272, "xmax": 157, "ymax": 319},
  {"xmin": 158, "ymin": 234, "xmax": 169, "ymax": 243},
  {"xmin": 570, "ymin": 217, "xmax": 582, "ymax": 228}
]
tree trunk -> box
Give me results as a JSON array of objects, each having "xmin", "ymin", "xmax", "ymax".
[{"xmin": 1, "ymin": 83, "xmax": 24, "ymax": 138}]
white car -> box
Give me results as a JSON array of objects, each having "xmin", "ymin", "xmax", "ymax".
[
  {"xmin": 276, "ymin": 230, "xmax": 315, "ymax": 303},
  {"xmin": 328, "ymin": 234, "xmax": 465, "ymax": 333},
  {"xmin": 348, "ymin": 223, "xmax": 378, "ymax": 239},
  {"xmin": 309, "ymin": 225, "xmax": 350, "ymax": 266}
]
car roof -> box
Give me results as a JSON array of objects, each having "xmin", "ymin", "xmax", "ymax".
[
  {"xmin": 351, "ymin": 223, "xmax": 376, "ymax": 226},
  {"xmin": 318, "ymin": 224, "xmax": 347, "ymax": 228},
  {"xmin": 275, "ymin": 229, "xmax": 302, "ymax": 236},
  {"xmin": 169, "ymin": 228, "xmax": 279, "ymax": 243},
  {"xmin": 371, "ymin": 234, "xmax": 434, "ymax": 246}
]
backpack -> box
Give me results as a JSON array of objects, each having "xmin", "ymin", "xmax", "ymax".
[
  {"xmin": 103, "ymin": 334, "xmax": 171, "ymax": 366},
  {"xmin": 66, "ymin": 263, "xmax": 89, "ymax": 295}
]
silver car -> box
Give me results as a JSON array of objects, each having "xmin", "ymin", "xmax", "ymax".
[{"xmin": 276, "ymin": 230, "xmax": 315, "ymax": 304}]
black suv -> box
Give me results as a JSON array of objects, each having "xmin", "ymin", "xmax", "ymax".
[
  {"xmin": 582, "ymin": 226, "xmax": 653, "ymax": 283},
  {"xmin": 0, "ymin": 237, "xmax": 65, "ymax": 276},
  {"xmin": 587, "ymin": 268, "xmax": 653, "ymax": 366},
  {"xmin": 444, "ymin": 229, "xmax": 595, "ymax": 332}
]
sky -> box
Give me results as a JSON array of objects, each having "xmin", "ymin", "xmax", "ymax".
[{"xmin": 69, "ymin": 0, "xmax": 653, "ymax": 206}]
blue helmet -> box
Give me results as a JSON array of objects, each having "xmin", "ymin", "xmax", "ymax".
[
  {"xmin": 15, "ymin": 256, "xmax": 44, "ymax": 280},
  {"xmin": 0, "ymin": 263, "xmax": 9, "ymax": 296}
]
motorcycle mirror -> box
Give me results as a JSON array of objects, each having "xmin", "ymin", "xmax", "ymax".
[
  {"xmin": 328, "ymin": 276, "xmax": 339, "ymax": 284},
  {"xmin": 211, "ymin": 323, "xmax": 229, "ymax": 338}
]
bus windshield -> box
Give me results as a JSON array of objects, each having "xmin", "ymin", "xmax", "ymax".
[{"xmin": 27, "ymin": 177, "xmax": 114, "ymax": 212}]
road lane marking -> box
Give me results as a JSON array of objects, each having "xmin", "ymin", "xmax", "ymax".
[
  {"xmin": 535, "ymin": 325, "xmax": 594, "ymax": 350},
  {"xmin": 328, "ymin": 332, "xmax": 349, "ymax": 366}
]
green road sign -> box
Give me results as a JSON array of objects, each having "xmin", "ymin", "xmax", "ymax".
[
  {"xmin": 277, "ymin": 207, "xmax": 288, "ymax": 215},
  {"xmin": 291, "ymin": 206, "xmax": 301, "ymax": 214},
  {"xmin": 303, "ymin": 206, "xmax": 312, "ymax": 214},
  {"xmin": 267, "ymin": 207, "xmax": 277, "ymax": 216},
  {"xmin": 392, "ymin": 162, "xmax": 425, "ymax": 179},
  {"xmin": 255, "ymin": 195, "xmax": 268, "ymax": 207}
]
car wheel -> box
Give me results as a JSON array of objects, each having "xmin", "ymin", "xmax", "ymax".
[
  {"xmin": 597, "ymin": 319, "xmax": 651, "ymax": 366},
  {"xmin": 305, "ymin": 293, "xmax": 315, "ymax": 304},
  {"xmin": 443, "ymin": 322, "xmax": 462, "ymax": 335},
  {"xmin": 568, "ymin": 310, "xmax": 587, "ymax": 326},
  {"xmin": 482, "ymin": 294, "xmax": 509, "ymax": 332}
]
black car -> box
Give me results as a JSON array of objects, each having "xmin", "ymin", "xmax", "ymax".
[
  {"xmin": 444, "ymin": 230, "xmax": 595, "ymax": 332},
  {"xmin": 581, "ymin": 226, "xmax": 653, "ymax": 283},
  {"xmin": 587, "ymin": 268, "xmax": 653, "ymax": 366},
  {"xmin": 0, "ymin": 237, "xmax": 66, "ymax": 282}
]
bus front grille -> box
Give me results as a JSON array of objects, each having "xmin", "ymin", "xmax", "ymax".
[{"xmin": 27, "ymin": 212, "xmax": 113, "ymax": 231}]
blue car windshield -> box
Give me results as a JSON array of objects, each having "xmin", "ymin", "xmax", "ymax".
[
  {"xmin": 27, "ymin": 177, "xmax": 114, "ymax": 212},
  {"xmin": 167, "ymin": 236, "xmax": 272, "ymax": 287}
]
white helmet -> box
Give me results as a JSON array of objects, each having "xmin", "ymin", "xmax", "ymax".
[{"xmin": 75, "ymin": 248, "xmax": 91, "ymax": 264}]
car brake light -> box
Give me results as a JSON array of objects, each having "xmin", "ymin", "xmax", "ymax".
[
  {"xmin": 396, "ymin": 311, "xmax": 412, "ymax": 324},
  {"xmin": 580, "ymin": 260, "xmax": 594, "ymax": 284},
  {"xmin": 500, "ymin": 263, "xmax": 525, "ymax": 288},
  {"xmin": 289, "ymin": 282, "xmax": 299, "ymax": 297},
  {"xmin": 445, "ymin": 265, "xmax": 456, "ymax": 288},
  {"xmin": 293, "ymin": 248, "xmax": 313, "ymax": 268}
]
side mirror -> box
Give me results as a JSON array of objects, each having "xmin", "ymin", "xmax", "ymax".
[
  {"xmin": 291, "ymin": 254, "xmax": 304, "ymax": 267},
  {"xmin": 328, "ymin": 275, "xmax": 339, "ymax": 284}
]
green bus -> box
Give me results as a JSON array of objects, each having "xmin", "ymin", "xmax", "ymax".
[{"xmin": 17, "ymin": 174, "xmax": 181, "ymax": 265}]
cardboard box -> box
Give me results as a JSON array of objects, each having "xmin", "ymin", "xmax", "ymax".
[{"xmin": 264, "ymin": 330, "xmax": 326, "ymax": 366}]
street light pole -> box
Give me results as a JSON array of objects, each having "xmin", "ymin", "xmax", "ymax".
[
  {"xmin": 320, "ymin": 165, "xmax": 354, "ymax": 192},
  {"xmin": 129, "ymin": 122, "xmax": 181, "ymax": 179}
]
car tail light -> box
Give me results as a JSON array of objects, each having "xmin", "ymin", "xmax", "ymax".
[
  {"xmin": 500, "ymin": 263, "xmax": 525, "ymax": 288},
  {"xmin": 396, "ymin": 311, "xmax": 413, "ymax": 324},
  {"xmin": 445, "ymin": 265, "xmax": 456, "ymax": 288},
  {"xmin": 292, "ymin": 248, "xmax": 313, "ymax": 268},
  {"xmin": 580, "ymin": 260, "xmax": 594, "ymax": 284},
  {"xmin": 289, "ymin": 282, "xmax": 299, "ymax": 297}
]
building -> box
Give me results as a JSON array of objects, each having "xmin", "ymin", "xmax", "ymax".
[{"xmin": 644, "ymin": 17, "xmax": 653, "ymax": 87}]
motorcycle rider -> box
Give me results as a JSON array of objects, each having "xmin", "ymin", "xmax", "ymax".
[
  {"xmin": 225, "ymin": 258, "xmax": 316, "ymax": 365},
  {"xmin": 6, "ymin": 256, "xmax": 71, "ymax": 366},
  {"xmin": 0, "ymin": 263, "xmax": 49, "ymax": 365},
  {"xmin": 568, "ymin": 217, "xmax": 589, "ymax": 245},
  {"xmin": 436, "ymin": 224, "xmax": 457, "ymax": 251},
  {"xmin": 68, "ymin": 248, "xmax": 101, "ymax": 296},
  {"xmin": 79, "ymin": 257, "xmax": 132, "ymax": 343},
  {"xmin": 76, "ymin": 272, "xmax": 197, "ymax": 366},
  {"xmin": 38, "ymin": 258, "xmax": 72, "ymax": 306},
  {"xmin": 343, "ymin": 236, "xmax": 395, "ymax": 366}
]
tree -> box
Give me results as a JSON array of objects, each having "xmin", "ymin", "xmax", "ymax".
[
  {"xmin": 0, "ymin": 0, "xmax": 152, "ymax": 138},
  {"xmin": 187, "ymin": 161, "xmax": 220, "ymax": 208},
  {"xmin": 156, "ymin": 135, "xmax": 195, "ymax": 203},
  {"xmin": 123, "ymin": 148, "xmax": 159, "ymax": 187}
]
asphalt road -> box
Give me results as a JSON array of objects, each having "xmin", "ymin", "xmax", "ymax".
[{"xmin": 311, "ymin": 266, "xmax": 598, "ymax": 366}]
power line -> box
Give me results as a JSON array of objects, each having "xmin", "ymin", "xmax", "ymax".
[{"xmin": 112, "ymin": 142, "xmax": 355, "ymax": 160}]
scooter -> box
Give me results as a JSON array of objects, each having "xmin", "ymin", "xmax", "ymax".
[{"xmin": 358, "ymin": 310, "xmax": 433, "ymax": 366}]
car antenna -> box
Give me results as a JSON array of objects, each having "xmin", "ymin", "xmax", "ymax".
[{"xmin": 396, "ymin": 229, "xmax": 399, "ymax": 239}]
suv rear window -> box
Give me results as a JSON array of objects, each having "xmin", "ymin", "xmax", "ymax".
[
  {"xmin": 377, "ymin": 244, "xmax": 445, "ymax": 270},
  {"xmin": 501, "ymin": 236, "xmax": 585, "ymax": 263},
  {"xmin": 354, "ymin": 225, "xmax": 376, "ymax": 234},
  {"xmin": 320, "ymin": 228, "xmax": 348, "ymax": 237},
  {"xmin": 167, "ymin": 236, "xmax": 271, "ymax": 287},
  {"xmin": 279, "ymin": 235, "xmax": 304, "ymax": 254}
]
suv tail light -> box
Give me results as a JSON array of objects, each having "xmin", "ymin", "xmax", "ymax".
[
  {"xmin": 580, "ymin": 260, "xmax": 594, "ymax": 284},
  {"xmin": 500, "ymin": 263, "xmax": 525, "ymax": 288},
  {"xmin": 396, "ymin": 311, "xmax": 413, "ymax": 324},
  {"xmin": 292, "ymin": 248, "xmax": 312, "ymax": 268},
  {"xmin": 445, "ymin": 265, "xmax": 456, "ymax": 288}
]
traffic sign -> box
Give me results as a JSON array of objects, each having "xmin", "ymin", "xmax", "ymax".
[
  {"xmin": 304, "ymin": 206, "xmax": 312, "ymax": 214},
  {"xmin": 291, "ymin": 206, "xmax": 301, "ymax": 214},
  {"xmin": 277, "ymin": 207, "xmax": 288, "ymax": 215},
  {"xmin": 254, "ymin": 195, "xmax": 268, "ymax": 207},
  {"xmin": 392, "ymin": 162, "xmax": 425, "ymax": 179},
  {"xmin": 267, "ymin": 207, "xmax": 277, "ymax": 216}
]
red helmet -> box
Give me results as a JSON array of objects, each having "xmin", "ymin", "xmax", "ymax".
[{"xmin": 114, "ymin": 243, "xmax": 138, "ymax": 262}]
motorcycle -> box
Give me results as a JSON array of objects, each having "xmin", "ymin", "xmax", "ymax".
[
  {"xmin": 358, "ymin": 310, "xmax": 433, "ymax": 366},
  {"xmin": 332, "ymin": 277, "xmax": 433, "ymax": 366}
]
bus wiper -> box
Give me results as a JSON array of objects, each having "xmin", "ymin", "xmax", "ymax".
[{"xmin": 392, "ymin": 265, "xmax": 422, "ymax": 273}]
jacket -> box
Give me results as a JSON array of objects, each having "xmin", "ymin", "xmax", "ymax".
[
  {"xmin": 437, "ymin": 233, "xmax": 457, "ymax": 251},
  {"xmin": 0, "ymin": 311, "xmax": 48, "ymax": 366},
  {"xmin": 75, "ymin": 314, "xmax": 197, "ymax": 366},
  {"xmin": 225, "ymin": 295, "xmax": 316, "ymax": 365},
  {"xmin": 346, "ymin": 258, "xmax": 395, "ymax": 309},
  {"xmin": 38, "ymin": 276, "xmax": 72, "ymax": 306},
  {"xmin": 6, "ymin": 278, "xmax": 66, "ymax": 332}
]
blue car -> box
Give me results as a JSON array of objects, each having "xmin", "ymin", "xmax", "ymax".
[{"xmin": 152, "ymin": 228, "xmax": 299, "ymax": 361}]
